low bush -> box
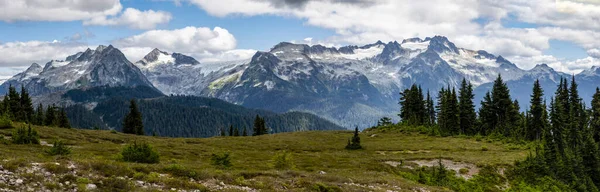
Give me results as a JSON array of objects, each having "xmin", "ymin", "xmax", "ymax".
[
  {"xmin": 271, "ymin": 151, "xmax": 295, "ymax": 170},
  {"xmin": 121, "ymin": 142, "xmax": 160, "ymax": 164},
  {"xmin": 12, "ymin": 125, "xmax": 39, "ymax": 144},
  {"xmin": 210, "ymin": 152, "xmax": 232, "ymax": 169},
  {"xmin": 0, "ymin": 114, "xmax": 13, "ymax": 129},
  {"xmin": 45, "ymin": 140, "xmax": 72, "ymax": 156}
]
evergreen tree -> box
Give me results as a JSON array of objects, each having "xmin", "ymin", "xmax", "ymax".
[
  {"xmin": 58, "ymin": 108, "xmax": 70, "ymax": 128},
  {"xmin": 491, "ymin": 74, "xmax": 513, "ymax": 137},
  {"xmin": 426, "ymin": 90, "xmax": 436, "ymax": 126},
  {"xmin": 478, "ymin": 91, "xmax": 494, "ymax": 135},
  {"xmin": 436, "ymin": 87, "xmax": 448, "ymax": 135},
  {"xmin": 7, "ymin": 85, "xmax": 21, "ymax": 121},
  {"xmin": 242, "ymin": 127, "xmax": 248, "ymax": 136},
  {"xmin": 253, "ymin": 115, "xmax": 267, "ymax": 136},
  {"xmin": 220, "ymin": 128, "xmax": 226, "ymax": 137},
  {"xmin": 44, "ymin": 104, "xmax": 57, "ymax": 126},
  {"xmin": 377, "ymin": 117, "xmax": 392, "ymax": 126},
  {"xmin": 458, "ymin": 78, "xmax": 476, "ymax": 135},
  {"xmin": 528, "ymin": 79, "xmax": 545, "ymax": 141},
  {"xmin": 19, "ymin": 86, "xmax": 33, "ymax": 122},
  {"xmin": 233, "ymin": 127, "xmax": 240, "ymax": 136},
  {"xmin": 447, "ymin": 88, "xmax": 460, "ymax": 135},
  {"xmin": 399, "ymin": 84, "xmax": 427, "ymax": 125},
  {"xmin": 34, "ymin": 103, "xmax": 44, "ymax": 126},
  {"xmin": 123, "ymin": 100, "xmax": 144, "ymax": 135},
  {"xmin": 228, "ymin": 125, "xmax": 234, "ymax": 136},
  {"xmin": 345, "ymin": 127, "xmax": 362, "ymax": 150},
  {"xmin": 592, "ymin": 87, "xmax": 600, "ymax": 143}
]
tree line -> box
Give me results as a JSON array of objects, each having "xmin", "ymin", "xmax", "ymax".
[
  {"xmin": 1, "ymin": 85, "xmax": 70, "ymax": 128},
  {"xmin": 398, "ymin": 74, "xmax": 600, "ymax": 190}
]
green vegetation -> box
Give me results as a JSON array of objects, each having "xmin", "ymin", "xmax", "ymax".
[
  {"xmin": 45, "ymin": 140, "xmax": 72, "ymax": 156},
  {"xmin": 0, "ymin": 122, "xmax": 529, "ymax": 191},
  {"xmin": 12, "ymin": 125, "xmax": 39, "ymax": 144},
  {"xmin": 345, "ymin": 127, "xmax": 362, "ymax": 150},
  {"xmin": 122, "ymin": 99, "xmax": 144, "ymax": 135},
  {"xmin": 210, "ymin": 152, "xmax": 232, "ymax": 169},
  {"xmin": 271, "ymin": 151, "xmax": 295, "ymax": 170},
  {"xmin": 121, "ymin": 142, "xmax": 160, "ymax": 164}
]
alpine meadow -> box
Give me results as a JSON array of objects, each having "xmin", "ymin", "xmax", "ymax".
[{"xmin": 2, "ymin": 0, "xmax": 600, "ymax": 191}]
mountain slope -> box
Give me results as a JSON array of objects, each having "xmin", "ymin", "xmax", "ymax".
[
  {"xmin": 0, "ymin": 45, "xmax": 156, "ymax": 96},
  {"xmin": 61, "ymin": 86, "xmax": 344, "ymax": 137}
]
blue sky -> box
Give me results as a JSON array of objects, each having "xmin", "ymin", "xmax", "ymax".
[{"xmin": 0, "ymin": 0, "xmax": 599, "ymax": 76}]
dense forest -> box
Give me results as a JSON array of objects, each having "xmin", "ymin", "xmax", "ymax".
[
  {"xmin": 63, "ymin": 86, "xmax": 344, "ymax": 137},
  {"xmin": 398, "ymin": 75, "xmax": 600, "ymax": 190}
]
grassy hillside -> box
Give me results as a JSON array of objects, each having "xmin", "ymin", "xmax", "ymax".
[{"xmin": 0, "ymin": 123, "xmax": 529, "ymax": 191}]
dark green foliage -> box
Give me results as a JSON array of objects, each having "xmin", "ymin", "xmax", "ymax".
[
  {"xmin": 436, "ymin": 86, "xmax": 460, "ymax": 136},
  {"xmin": 44, "ymin": 104, "xmax": 58, "ymax": 126},
  {"xmin": 121, "ymin": 142, "xmax": 160, "ymax": 164},
  {"xmin": 33, "ymin": 103, "xmax": 44, "ymax": 126},
  {"xmin": 12, "ymin": 125, "xmax": 39, "ymax": 144},
  {"xmin": 62, "ymin": 86, "xmax": 163, "ymax": 103},
  {"xmin": 425, "ymin": 90, "xmax": 436, "ymax": 126},
  {"xmin": 345, "ymin": 127, "xmax": 362, "ymax": 150},
  {"xmin": 220, "ymin": 128, "xmax": 226, "ymax": 137},
  {"xmin": 253, "ymin": 115, "xmax": 267, "ymax": 136},
  {"xmin": 45, "ymin": 140, "xmax": 72, "ymax": 156},
  {"xmin": 527, "ymin": 79, "xmax": 545, "ymax": 141},
  {"xmin": 272, "ymin": 151, "xmax": 295, "ymax": 170},
  {"xmin": 123, "ymin": 100, "xmax": 144, "ymax": 135},
  {"xmin": 7, "ymin": 85, "xmax": 20, "ymax": 121},
  {"xmin": 19, "ymin": 86, "xmax": 33, "ymax": 122},
  {"xmin": 399, "ymin": 84, "xmax": 427, "ymax": 126},
  {"xmin": 233, "ymin": 127, "xmax": 239, "ymax": 136},
  {"xmin": 67, "ymin": 92, "xmax": 342, "ymax": 137},
  {"xmin": 592, "ymin": 87, "xmax": 600, "ymax": 143},
  {"xmin": 210, "ymin": 152, "xmax": 232, "ymax": 169},
  {"xmin": 478, "ymin": 91, "xmax": 494, "ymax": 135},
  {"xmin": 242, "ymin": 127, "xmax": 248, "ymax": 136},
  {"xmin": 0, "ymin": 113, "xmax": 13, "ymax": 129},
  {"xmin": 228, "ymin": 125, "xmax": 234, "ymax": 136},
  {"xmin": 458, "ymin": 78, "xmax": 476, "ymax": 135},
  {"xmin": 377, "ymin": 117, "xmax": 393, "ymax": 126},
  {"xmin": 58, "ymin": 108, "xmax": 71, "ymax": 128}
]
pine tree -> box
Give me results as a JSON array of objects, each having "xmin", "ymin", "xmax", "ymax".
[
  {"xmin": 426, "ymin": 90, "xmax": 436, "ymax": 126},
  {"xmin": 253, "ymin": 115, "xmax": 267, "ymax": 136},
  {"xmin": 7, "ymin": 85, "xmax": 21, "ymax": 121},
  {"xmin": 19, "ymin": 86, "xmax": 33, "ymax": 122},
  {"xmin": 234, "ymin": 127, "xmax": 240, "ymax": 136},
  {"xmin": 58, "ymin": 108, "xmax": 70, "ymax": 128},
  {"xmin": 528, "ymin": 79, "xmax": 545, "ymax": 141},
  {"xmin": 242, "ymin": 127, "xmax": 248, "ymax": 136},
  {"xmin": 123, "ymin": 100, "xmax": 144, "ymax": 135},
  {"xmin": 345, "ymin": 127, "xmax": 362, "ymax": 150},
  {"xmin": 592, "ymin": 87, "xmax": 600, "ymax": 143},
  {"xmin": 491, "ymin": 74, "xmax": 513, "ymax": 137},
  {"xmin": 436, "ymin": 87, "xmax": 448, "ymax": 135},
  {"xmin": 34, "ymin": 103, "xmax": 44, "ymax": 126},
  {"xmin": 447, "ymin": 88, "xmax": 460, "ymax": 135},
  {"xmin": 458, "ymin": 78, "xmax": 476, "ymax": 135},
  {"xmin": 44, "ymin": 104, "xmax": 57, "ymax": 126},
  {"xmin": 377, "ymin": 117, "xmax": 392, "ymax": 126},
  {"xmin": 228, "ymin": 125, "xmax": 234, "ymax": 136},
  {"xmin": 478, "ymin": 91, "xmax": 494, "ymax": 136}
]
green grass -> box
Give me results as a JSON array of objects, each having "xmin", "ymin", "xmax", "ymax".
[{"xmin": 0, "ymin": 123, "xmax": 529, "ymax": 191}]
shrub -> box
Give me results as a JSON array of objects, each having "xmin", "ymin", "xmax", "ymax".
[
  {"xmin": 0, "ymin": 114, "xmax": 13, "ymax": 129},
  {"xmin": 271, "ymin": 151, "xmax": 295, "ymax": 170},
  {"xmin": 98, "ymin": 176, "xmax": 132, "ymax": 192},
  {"xmin": 481, "ymin": 146, "xmax": 489, "ymax": 151},
  {"xmin": 312, "ymin": 182, "xmax": 342, "ymax": 192},
  {"xmin": 12, "ymin": 125, "xmax": 39, "ymax": 144},
  {"xmin": 46, "ymin": 140, "xmax": 72, "ymax": 156},
  {"xmin": 110, "ymin": 129, "xmax": 117, "ymax": 134},
  {"xmin": 121, "ymin": 142, "xmax": 160, "ymax": 164},
  {"xmin": 210, "ymin": 152, "xmax": 232, "ymax": 169}
]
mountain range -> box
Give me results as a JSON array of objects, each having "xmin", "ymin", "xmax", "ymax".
[{"xmin": 2, "ymin": 36, "xmax": 599, "ymax": 129}]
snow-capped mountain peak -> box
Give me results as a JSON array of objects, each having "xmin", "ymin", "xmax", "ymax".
[{"xmin": 137, "ymin": 48, "xmax": 200, "ymax": 68}]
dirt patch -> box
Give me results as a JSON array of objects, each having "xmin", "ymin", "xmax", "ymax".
[
  {"xmin": 409, "ymin": 159, "xmax": 479, "ymax": 180},
  {"xmin": 40, "ymin": 140, "xmax": 53, "ymax": 147},
  {"xmin": 376, "ymin": 150, "xmax": 431, "ymax": 155}
]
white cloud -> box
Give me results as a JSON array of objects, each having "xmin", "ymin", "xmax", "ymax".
[
  {"xmin": 187, "ymin": 0, "xmax": 600, "ymax": 73},
  {"xmin": 0, "ymin": 0, "xmax": 171, "ymax": 29},
  {"xmin": 0, "ymin": 0, "xmax": 122, "ymax": 22},
  {"xmin": 115, "ymin": 26, "xmax": 237, "ymax": 53},
  {"xmin": 588, "ymin": 49, "xmax": 600, "ymax": 58},
  {"xmin": 0, "ymin": 40, "xmax": 91, "ymax": 67},
  {"xmin": 84, "ymin": 8, "xmax": 172, "ymax": 30}
]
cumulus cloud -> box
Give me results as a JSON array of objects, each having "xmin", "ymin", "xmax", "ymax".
[
  {"xmin": 84, "ymin": 8, "xmax": 172, "ymax": 30},
  {"xmin": 115, "ymin": 26, "xmax": 237, "ymax": 53},
  {"xmin": 0, "ymin": 40, "xmax": 91, "ymax": 67},
  {"xmin": 1, "ymin": 0, "xmax": 171, "ymax": 29},
  {"xmin": 588, "ymin": 49, "xmax": 600, "ymax": 58},
  {"xmin": 187, "ymin": 0, "xmax": 600, "ymax": 73}
]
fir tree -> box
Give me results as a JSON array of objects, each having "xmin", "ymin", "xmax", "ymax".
[
  {"xmin": 34, "ymin": 103, "xmax": 44, "ymax": 126},
  {"xmin": 44, "ymin": 104, "xmax": 57, "ymax": 126},
  {"xmin": 377, "ymin": 117, "xmax": 392, "ymax": 126},
  {"xmin": 253, "ymin": 115, "xmax": 267, "ymax": 136},
  {"xmin": 345, "ymin": 127, "xmax": 362, "ymax": 150},
  {"xmin": 458, "ymin": 78, "xmax": 476, "ymax": 135},
  {"xmin": 592, "ymin": 87, "xmax": 600, "ymax": 143},
  {"xmin": 491, "ymin": 74, "xmax": 513, "ymax": 137},
  {"xmin": 399, "ymin": 84, "xmax": 427, "ymax": 125},
  {"xmin": 58, "ymin": 108, "xmax": 70, "ymax": 128},
  {"xmin": 7, "ymin": 85, "xmax": 21, "ymax": 121},
  {"xmin": 123, "ymin": 100, "xmax": 144, "ymax": 135},
  {"xmin": 19, "ymin": 86, "xmax": 33, "ymax": 122},
  {"xmin": 528, "ymin": 79, "xmax": 545, "ymax": 141},
  {"xmin": 228, "ymin": 125, "xmax": 234, "ymax": 136},
  {"xmin": 426, "ymin": 90, "xmax": 436, "ymax": 126},
  {"xmin": 478, "ymin": 91, "xmax": 494, "ymax": 135}
]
